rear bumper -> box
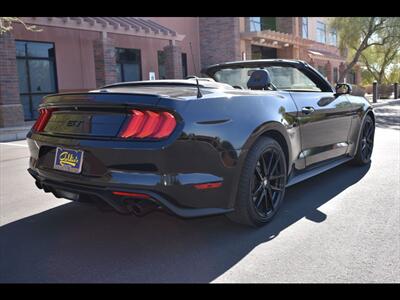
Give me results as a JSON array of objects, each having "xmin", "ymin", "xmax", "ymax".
[
  {"xmin": 28, "ymin": 168, "xmax": 233, "ymax": 218},
  {"xmin": 26, "ymin": 133, "xmax": 240, "ymax": 218}
]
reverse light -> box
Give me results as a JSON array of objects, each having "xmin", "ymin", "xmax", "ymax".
[
  {"xmin": 119, "ymin": 109, "xmax": 177, "ymax": 139},
  {"xmin": 32, "ymin": 108, "xmax": 54, "ymax": 132}
]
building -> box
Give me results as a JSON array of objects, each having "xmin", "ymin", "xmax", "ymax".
[{"xmin": 0, "ymin": 17, "xmax": 360, "ymax": 128}]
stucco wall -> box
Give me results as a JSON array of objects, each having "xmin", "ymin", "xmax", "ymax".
[
  {"xmin": 150, "ymin": 17, "xmax": 201, "ymax": 76},
  {"xmin": 12, "ymin": 23, "xmax": 100, "ymax": 92}
]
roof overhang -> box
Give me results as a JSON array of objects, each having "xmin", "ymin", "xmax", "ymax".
[
  {"xmin": 307, "ymin": 49, "xmax": 344, "ymax": 62},
  {"xmin": 241, "ymin": 30, "xmax": 306, "ymax": 49},
  {"xmin": 19, "ymin": 17, "xmax": 185, "ymax": 42}
]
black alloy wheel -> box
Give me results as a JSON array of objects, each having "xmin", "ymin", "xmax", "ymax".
[
  {"xmin": 251, "ymin": 148, "xmax": 286, "ymax": 218},
  {"xmin": 353, "ymin": 115, "xmax": 375, "ymax": 165},
  {"xmin": 360, "ymin": 117, "xmax": 375, "ymax": 162},
  {"xmin": 228, "ymin": 137, "xmax": 287, "ymax": 227}
]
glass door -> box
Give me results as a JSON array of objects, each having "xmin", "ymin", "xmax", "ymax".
[{"xmin": 16, "ymin": 40, "xmax": 58, "ymax": 121}]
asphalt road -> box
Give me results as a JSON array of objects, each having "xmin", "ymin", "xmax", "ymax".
[{"xmin": 0, "ymin": 104, "xmax": 399, "ymax": 283}]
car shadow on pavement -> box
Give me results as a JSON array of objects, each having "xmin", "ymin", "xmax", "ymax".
[{"xmin": 0, "ymin": 162, "xmax": 370, "ymax": 283}]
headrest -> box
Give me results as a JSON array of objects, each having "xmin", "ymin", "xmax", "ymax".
[{"xmin": 247, "ymin": 69, "xmax": 271, "ymax": 90}]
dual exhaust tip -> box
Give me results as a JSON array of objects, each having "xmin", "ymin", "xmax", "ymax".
[{"xmin": 35, "ymin": 180, "xmax": 160, "ymax": 216}]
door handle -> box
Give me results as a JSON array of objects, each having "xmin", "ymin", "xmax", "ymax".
[{"xmin": 302, "ymin": 106, "xmax": 315, "ymax": 115}]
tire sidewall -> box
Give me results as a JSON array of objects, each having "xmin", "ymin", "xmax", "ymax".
[{"xmin": 357, "ymin": 115, "xmax": 375, "ymax": 164}]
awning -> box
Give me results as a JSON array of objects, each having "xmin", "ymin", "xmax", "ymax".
[{"xmin": 20, "ymin": 17, "xmax": 185, "ymax": 42}]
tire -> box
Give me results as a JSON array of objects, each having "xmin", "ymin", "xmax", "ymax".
[
  {"xmin": 352, "ymin": 115, "xmax": 375, "ymax": 166},
  {"xmin": 227, "ymin": 136, "xmax": 287, "ymax": 227}
]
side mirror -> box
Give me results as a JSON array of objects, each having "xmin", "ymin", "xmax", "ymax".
[{"xmin": 335, "ymin": 83, "xmax": 352, "ymax": 95}]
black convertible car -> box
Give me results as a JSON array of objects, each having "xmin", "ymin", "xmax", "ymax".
[{"xmin": 27, "ymin": 59, "xmax": 375, "ymax": 226}]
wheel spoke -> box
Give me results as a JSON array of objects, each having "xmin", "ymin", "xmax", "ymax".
[
  {"xmin": 270, "ymin": 184, "xmax": 283, "ymax": 191},
  {"xmin": 266, "ymin": 151, "xmax": 274, "ymax": 175},
  {"xmin": 269, "ymin": 174, "xmax": 285, "ymax": 181},
  {"xmin": 252, "ymin": 182, "xmax": 264, "ymax": 197},
  {"xmin": 265, "ymin": 187, "xmax": 274, "ymax": 211},
  {"xmin": 260, "ymin": 155, "xmax": 268, "ymax": 178},
  {"xmin": 255, "ymin": 164, "xmax": 263, "ymax": 180},
  {"xmin": 268, "ymin": 158, "xmax": 280, "ymax": 178},
  {"xmin": 255, "ymin": 189, "xmax": 266, "ymax": 209}
]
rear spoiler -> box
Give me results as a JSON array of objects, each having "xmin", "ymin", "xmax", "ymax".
[{"xmin": 101, "ymin": 78, "xmax": 222, "ymax": 90}]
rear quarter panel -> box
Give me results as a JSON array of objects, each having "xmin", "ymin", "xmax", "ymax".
[{"xmin": 172, "ymin": 90, "xmax": 301, "ymax": 207}]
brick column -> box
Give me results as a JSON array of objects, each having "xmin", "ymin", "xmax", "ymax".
[
  {"xmin": 0, "ymin": 32, "xmax": 25, "ymax": 127},
  {"xmin": 244, "ymin": 40, "xmax": 252, "ymax": 60},
  {"xmin": 325, "ymin": 61, "xmax": 333, "ymax": 84},
  {"xmin": 93, "ymin": 35, "xmax": 117, "ymax": 88},
  {"xmin": 339, "ymin": 62, "xmax": 346, "ymax": 83},
  {"xmin": 199, "ymin": 17, "xmax": 241, "ymax": 69},
  {"xmin": 163, "ymin": 41, "xmax": 182, "ymax": 79}
]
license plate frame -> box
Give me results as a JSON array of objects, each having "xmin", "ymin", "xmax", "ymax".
[{"xmin": 53, "ymin": 147, "xmax": 84, "ymax": 174}]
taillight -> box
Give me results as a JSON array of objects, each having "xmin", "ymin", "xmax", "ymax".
[
  {"xmin": 112, "ymin": 191, "xmax": 151, "ymax": 199},
  {"xmin": 32, "ymin": 108, "xmax": 54, "ymax": 132},
  {"xmin": 119, "ymin": 109, "xmax": 177, "ymax": 139}
]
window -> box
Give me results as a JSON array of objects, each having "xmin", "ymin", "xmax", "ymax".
[
  {"xmin": 16, "ymin": 41, "xmax": 58, "ymax": 121},
  {"xmin": 302, "ymin": 17, "xmax": 309, "ymax": 38},
  {"xmin": 251, "ymin": 45, "xmax": 277, "ymax": 59},
  {"xmin": 182, "ymin": 53, "xmax": 188, "ymax": 78},
  {"xmin": 249, "ymin": 17, "xmax": 261, "ymax": 32},
  {"xmin": 115, "ymin": 48, "xmax": 142, "ymax": 82},
  {"xmin": 157, "ymin": 50, "xmax": 166, "ymax": 79},
  {"xmin": 213, "ymin": 65, "xmax": 322, "ymax": 91},
  {"xmin": 329, "ymin": 29, "xmax": 337, "ymax": 46},
  {"xmin": 316, "ymin": 21, "xmax": 326, "ymax": 44},
  {"xmin": 249, "ymin": 17, "xmax": 276, "ymax": 32}
]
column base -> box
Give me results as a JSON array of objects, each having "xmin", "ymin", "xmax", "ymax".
[{"xmin": 0, "ymin": 104, "xmax": 25, "ymax": 128}]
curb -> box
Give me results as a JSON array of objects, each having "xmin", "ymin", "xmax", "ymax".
[
  {"xmin": 0, "ymin": 130, "xmax": 29, "ymax": 142},
  {"xmin": 0, "ymin": 127, "xmax": 30, "ymax": 142},
  {"xmin": 371, "ymin": 99, "xmax": 400, "ymax": 108}
]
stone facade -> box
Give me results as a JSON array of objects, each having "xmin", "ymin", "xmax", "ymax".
[
  {"xmin": 199, "ymin": 17, "xmax": 241, "ymax": 69},
  {"xmin": 0, "ymin": 32, "xmax": 25, "ymax": 127},
  {"xmin": 163, "ymin": 42, "xmax": 183, "ymax": 79},
  {"xmin": 93, "ymin": 36, "xmax": 117, "ymax": 88}
]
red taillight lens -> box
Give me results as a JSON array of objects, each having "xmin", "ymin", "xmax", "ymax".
[
  {"xmin": 119, "ymin": 109, "xmax": 177, "ymax": 139},
  {"xmin": 112, "ymin": 191, "xmax": 151, "ymax": 199},
  {"xmin": 194, "ymin": 182, "xmax": 223, "ymax": 190},
  {"xmin": 32, "ymin": 108, "xmax": 54, "ymax": 132}
]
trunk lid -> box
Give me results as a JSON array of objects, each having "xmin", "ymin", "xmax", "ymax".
[{"xmin": 38, "ymin": 91, "xmax": 181, "ymax": 138}]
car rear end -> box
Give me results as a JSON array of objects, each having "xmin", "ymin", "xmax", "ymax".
[{"xmin": 27, "ymin": 85, "xmax": 236, "ymax": 217}]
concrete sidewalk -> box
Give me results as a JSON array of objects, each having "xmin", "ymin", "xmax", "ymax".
[
  {"xmin": 0, "ymin": 122, "xmax": 34, "ymax": 142},
  {"xmin": 370, "ymin": 98, "xmax": 400, "ymax": 108},
  {"xmin": 0, "ymin": 99, "xmax": 399, "ymax": 142}
]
